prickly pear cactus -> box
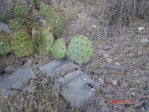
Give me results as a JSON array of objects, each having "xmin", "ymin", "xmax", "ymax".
[
  {"xmin": 54, "ymin": 12, "xmax": 65, "ymax": 38},
  {"xmin": 37, "ymin": 28, "xmax": 54, "ymax": 55},
  {"xmin": 67, "ymin": 35, "xmax": 93, "ymax": 64},
  {"xmin": 51, "ymin": 38, "xmax": 66, "ymax": 60},
  {"xmin": 39, "ymin": 2, "xmax": 47, "ymax": 15},
  {"xmin": 45, "ymin": 6, "xmax": 56, "ymax": 30},
  {"xmin": 11, "ymin": 31, "xmax": 33, "ymax": 57},
  {"xmin": 13, "ymin": 6, "xmax": 29, "ymax": 16},
  {"xmin": 0, "ymin": 36, "xmax": 10, "ymax": 55},
  {"xmin": 9, "ymin": 17, "xmax": 27, "ymax": 30}
]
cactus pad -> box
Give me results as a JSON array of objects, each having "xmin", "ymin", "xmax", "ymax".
[
  {"xmin": 11, "ymin": 31, "xmax": 33, "ymax": 57},
  {"xmin": 39, "ymin": 2, "xmax": 47, "ymax": 15},
  {"xmin": 45, "ymin": 6, "xmax": 56, "ymax": 30},
  {"xmin": 0, "ymin": 36, "xmax": 10, "ymax": 55},
  {"xmin": 37, "ymin": 28, "xmax": 54, "ymax": 55},
  {"xmin": 13, "ymin": 6, "xmax": 29, "ymax": 16},
  {"xmin": 9, "ymin": 17, "xmax": 27, "ymax": 30},
  {"xmin": 67, "ymin": 35, "xmax": 93, "ymax": 64},
  {"xmin": 54, "ymin": 12, "xmax": 65, "ymax": 38},
  {"xmin": 51, "ymin": 38, "xmax": 66, "ymax": 60}
]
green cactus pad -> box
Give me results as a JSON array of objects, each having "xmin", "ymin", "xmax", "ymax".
[
  {"xmin": 0, "ymin": 36, "xmax": 10, "ymax": 55},
  {"xmin": 67, "ymin": 35, "xmax": 93, "ymax": 64},
  {"xmin": 45, "ymin": 6, "xmax": 56, "ymax": 30},
  {"xmin": 54, "ymin": 12, "xmax": 65, "ymax": 38},
  {"xmin": 51, "ymin": 38, "xmax": 66, "ymax": 60},
  {"xmin": 11, "ymin": 31, "xmax": 33, "ymax": 57},
  {"xmin": 9, "ymin": 17, "xmax": 27, "ymax": 30},
  {"xmin": 13, "ymin": 6, "xmax": 29, "ymax": 16},
  {"xmin": 39, "ymin": 2, "xmax": 47, "ymax": 15},
  {"xmin": 37, "ymin": 28, "xmax": 54, "ymax": 55}
]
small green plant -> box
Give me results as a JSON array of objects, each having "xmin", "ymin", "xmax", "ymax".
[
  {"xmin": 11, "ymin": 31, "xmax": 33, "ymax": 57},
  {"xmin": 0, "ymin": 36, "xmax": 10, "ymax": 55},
  {"xmin": 67, "ymin": 35, "xmax": 93, "ymax": 64},
  {"xmin": 54, "ymin": 12, "xmax": 65, "ymax": 38},
  {"xmin": 37, "ymin": 28, "xmax": 54, "ymax": 55},
  {"xmin": 45, "ymin": 6, "xmax": 57, "ymax": 30},
  {"xmin": 51, "ymin": 38, "xmax": 66, "ymax": 59}
]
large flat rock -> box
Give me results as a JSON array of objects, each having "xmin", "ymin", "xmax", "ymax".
[
  {"xmin": 0, "ymin": 67, "xmax": 34, "ymax": 96},
  {"xmin": 61, "ymin": 85, "xmax": 96, "ymax": 108}
]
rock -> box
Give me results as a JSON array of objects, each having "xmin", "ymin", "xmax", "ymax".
[
  {"xmin": 100, "ymin": 99, "xmax": 106, "ymax": 106},
  {"xmin": 134, "ymin": 100, "xmax": 144, "ymax": 108},
  {"xmin": 65, "ymin": 74, "xmax": 99, "ymax": 91},
  {"xmin": 98, "ymin": 77, "xmax": 104, "ymax": 85},
  {"xmin": 85, "ymin": 106, "xmax": 98, "ymax": 112},
  {"xmin": 0, "ymin": 67, "xmax": 34, "ymax": 96},
  {"xmin": 57, "ymin": 70, "xmax": 84, "ymax": 87},
  {"xmin": 0, "ymin": 22, "xmax": 11, "ymax": 34},
  {"xmin": 39, "ymin": 60, "xmax": 62, "ymax": 78},
  {"xmin": 138, "ymin": 27, "xmax": 145, "ymax": 31},
  {"xmin": 22, "ymin": 59, "xmax": 33, "ymax": 68},
  {"xmin": 103, "ymin": 54, "xmax": 112, "ymax": 63},
  {"xmin": 139, "ymin": 39, "xmax": 149, "ymax": 45},
  {"xmin": 106, "ymin": 64, "xmax": 124, "ymax": 72},
  {"xmin": 61, "ymin": 85, "xmax": 96, "ymax": 108},
  {"xmin": 101, "ymin": 86, "xmax": 112, "ymax": 94},
  {"xmin": 5, "ymin": 66, "xmax": 14, "ymax": 74},
  {"xmin": 39, "ymin": 60, "xmax": 78, "ymax": 79},
  {"xmin": 111, "ymin": 80, "xmax": 117, "ymax": 86}
]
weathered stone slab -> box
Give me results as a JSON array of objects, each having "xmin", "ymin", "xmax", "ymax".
[
  {"xmin": 0, "ymin": 67, "xmax": 34, "ymax": 96},
  {"xmin": 39, "ymin": 60, "xmax": 79, "ymax": 79},
  {"xmin": 39, "ymin": 60, "xmax": 62, "ymax": 78},
  {"xmin": 61, "ymin": 85, "xmax": 96, "ymax": 108},
  {"xmin": 66, "ymin": 74, "xmax": 99, "ymax": 91},
  {"xmin": 57, "ymin": 70, "xmax": 84, "ymax": 87}
]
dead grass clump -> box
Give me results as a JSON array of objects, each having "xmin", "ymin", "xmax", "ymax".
[
  {"xmin": 0, "ymin": 74, "xmax": 70, "ymax": 112},
  {"xmin": 88, "ymin": 0, "xmax": 149, "ymax": 26}
]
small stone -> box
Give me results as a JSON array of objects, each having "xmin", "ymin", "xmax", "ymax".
[
  {"xmin": 134, "ymin": 100, "xmax": 144, "ymax": 108},
  {"xmin": 140, "ymin": 39, "xmax": 149, "ymax": 45},
  {"xmin": 0, "ymin": 22, "xmax": 11, "ymax": 34},
  {"xmin": 100, "ymin": 99, "xmax": 106, "ymax": 106},
  {"xmin": 101, "ymin": 87, "xmax": 112, "ymax": 94},
  {"xmin": 5, "ymin": 66, "xmax": 14, "ymax": 74},
  {"xmin": 103, "ymin": 54, "xmax": 112, "ymax": 63},
  {"xmin": 112, "ymin": 80, "xmax": 117, "ymax": 86},
  {"xmin": 106, "ymin": 64, "xmax": 124, "ymax": 72},
  {"xmin": 92, "ymin": 25, "xmax": 96, "ymax": 28},
  {"xmin": 98, "ymin": 77, "xmax": 104, "ymax": 85},
  {"xmin": 138, "ymin": 27, "xmax": 145, "ymax": 31}
]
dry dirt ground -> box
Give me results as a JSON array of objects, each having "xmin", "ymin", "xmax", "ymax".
[{"xmin": 0, "ymin": 0, "xmax": 149, "ymax": 112}]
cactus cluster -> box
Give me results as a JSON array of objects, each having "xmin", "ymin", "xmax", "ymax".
[{"xmin": 0, "ymin": 2, "xmax": 93, "ymax": 64}]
